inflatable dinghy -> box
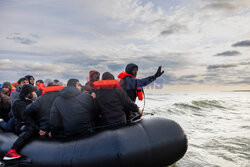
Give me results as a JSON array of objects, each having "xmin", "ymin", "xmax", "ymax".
[{"xmin": 0, "ymin": 116, "xmax": 187, "ymax": 167}]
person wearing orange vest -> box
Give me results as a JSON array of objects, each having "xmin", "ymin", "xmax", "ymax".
[
  {"xmin": 118, "ymin": 63, "xmax": 164, "ymax": 102},
  {"xmin": 85, "ymin": 70, "xmax": 100, "ymax": 94},
  {"xmin": 94, "ymin": 72, "xmax": 142, "ymax": 126},
  {"xmin": 35, "ymin": 80, "xmax": 45, "ymax": 96}
]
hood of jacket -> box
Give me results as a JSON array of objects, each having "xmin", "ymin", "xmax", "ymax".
[
  {"xmin": 89, "ymin": 70, "xmax": 100, "ymax": 81},
  {"xmin": 59, "ymin": 86, "xmax": 80, "ymax": 99},
  {"xmin": 125, "ymin": 63, "xmax": 138, "ymax": 75},
  {"xmin": 19, "ymin": 84, "xmax": 36, "ymax": 99}
]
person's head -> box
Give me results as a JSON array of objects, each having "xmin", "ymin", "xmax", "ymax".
[
  {"xmin": 89, "ymin": 70, "xmax": 100, "ymax": 81},
  {"xmin": 25, "ymin": 75, "xmax": 35, "ymax": 85},
  {"xmin": 54, "ymin": 79, "xmax": 59, "ymax": 84},
  {"xmin": 36, "ymin": 80, "xmax": 44, "ymax": 86},
  {"xmin": 102, "ymin": 72, "xmax": 115, "ymax": 80},
  {"xmin": 125, "ymin": 63, "xmax": 138, "ymax": 77},
  {"xmin": 19, "ymin": 84, "xmax": 36, "ymax": 100},
  {"xmin": 1, "ymin": 82, "xmax": 11, "ymax": 95},
  {"xmin": 18, "ymin": 77, "xmax": 29, "ymax": 88},
  {"xmin": 67, "ymin": 79, "xmax": 81, "ymax": 91}
]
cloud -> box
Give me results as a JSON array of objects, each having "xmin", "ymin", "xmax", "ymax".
[
  {"xmin": 160, "ymin": 24, "xmax": 187, "ymax": 36},
  {"xmin": 207, "ymin": 64, "xmax": 237, "ymax": 70},
  {"xmin": 6, "ymin": 33, "xmax": 38, "ymax": 45},
  {"xmin": 214, "ymin": 50, "xmax": 240, "ymax": 56},
  {"xmin": 232, "ymin": 40, "xmax": 250, "ymax": 47},
  {"xmin": 203, "ymin": 2, "xmax": 236, "ymax": 11}
]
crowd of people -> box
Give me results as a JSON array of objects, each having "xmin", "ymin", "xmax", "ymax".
[{"xmin": 0, "ymin": 63, "xmax": 164, "ymax": 161}]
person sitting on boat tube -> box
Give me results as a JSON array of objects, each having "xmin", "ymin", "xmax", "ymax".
[
  {"xmin": 3, "ymin": 84, "xmax": 36, "ymax": 160},
  {"xmin": 50, "ymin": 79, "xmax": 95, "ymax": 137},
  {"xmin": 0, "ymin": 78, "xmax": 29, "ymax": 132},
  {"xmin": 24, "ymin": 82, "xmax": 64, "ymax": 138},
  {"xmin": 93, "ymin": 72, "xmax": 143, "ymax": 126},
  {"xmin": 0, "ymin": 82, "xmax": 12, "ymax": 123}
]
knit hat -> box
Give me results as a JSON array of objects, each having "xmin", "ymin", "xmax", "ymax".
[{"xmin": 2, "ymin": 82, "xmax": 11, "ymax": 90}]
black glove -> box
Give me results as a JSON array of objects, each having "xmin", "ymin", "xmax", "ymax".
[{"xmin": 154, "ymin": 66, "xmax": 164, "ymax": 78}]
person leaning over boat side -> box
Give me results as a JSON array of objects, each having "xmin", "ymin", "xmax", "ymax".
[
  {"xmin": 50, "ymin": 79, "xmax": 95, "ymax": 137},
  {"xmin": 25, "ymin": 82, "xmax": 64, "ymax": 137},
  {"xmin": 3, "ymin": 84, "xmax": 36, "ymax": 160},
  {"xmin": 10, "ymin": 77, "xmax": 29, "ymax": 105},
  {"xmin": 85, "ymin": 70, "xmax": 100, "ymax": 94},
  {"xmin": 94, "ymin": 72, "xmax": 142, "ymax": 126}
]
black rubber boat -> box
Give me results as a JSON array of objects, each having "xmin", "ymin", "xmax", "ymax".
[{"xmin": 0, "ymin": 116, "xmax": 187, "ymax": 167}]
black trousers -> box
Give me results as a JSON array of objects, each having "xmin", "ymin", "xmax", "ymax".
[{"xmin": 11, "ymin": 126, "xmax": 36, "ymax": 152}]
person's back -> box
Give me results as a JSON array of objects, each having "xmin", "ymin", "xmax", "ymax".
[
  {"xmin": 94, "ymin": 72, "xmax": 141, "ymax": 126},
  {"xmin": 25, "ymin": 85, "xmax": 63, "ymax": 132},
  {"xmin": 50, "ymin": 79, "xmax": 94, "ymax": 136}
]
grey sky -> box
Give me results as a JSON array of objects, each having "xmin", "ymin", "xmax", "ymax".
[{"xmin": 0, "ymin": 0, "xmax": 250, "ymax": 91}]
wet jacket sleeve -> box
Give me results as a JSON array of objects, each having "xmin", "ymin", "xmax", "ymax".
[
  {"xmin": 136, "ymin": 75, "xmax": 156, "ymax": 87},
  {"xmin": 50, "ymin": 101, "xmax": 63, "ymax": 135},
  {"xmin": 118, "ymin": 89, "xmax": 139, "ymax": 113}
]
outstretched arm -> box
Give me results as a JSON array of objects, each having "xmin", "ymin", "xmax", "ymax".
[{"xmin": 137, "ymin": 66, "xmax": 164, "ymax": 87}]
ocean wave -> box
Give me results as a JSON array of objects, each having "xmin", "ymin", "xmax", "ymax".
[
  {"xmin": 191, "ymin": 100, "xmax": 226, "ymax": 109},
  {"xmin": 174, "ymin": 103, "xmax": 201, "ymax": 110}
]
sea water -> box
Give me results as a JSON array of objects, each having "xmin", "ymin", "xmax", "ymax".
[{"xmin": 140, "ymin": 91, "xmax": 250, "ymax": 167}]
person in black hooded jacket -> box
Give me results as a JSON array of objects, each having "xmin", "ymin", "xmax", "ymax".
[
  {"xmin": 3, "ymin": 84, "xmax": 37, "ymax": 161},
  {"xmin": 25, "ymin": 82, "xmax": 64, "ymax": 136},
  {"xmin": 94, "ymin": 72, "xmax": 142, "ymax": 126},
  {"xmin": 50, "ymin": 79, "xmax": 95, "ymax": 137},
  {"xmin": 118, "ymin": 63, "xmax": 164, "ymax": 102}
]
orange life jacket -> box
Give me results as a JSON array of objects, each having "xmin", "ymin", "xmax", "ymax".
[
  {"xmin": 93, "ymin": 80, "xmax": 120, "ymax": 89},
  {"xmin": 117, "ymin": 72, "xmax": 144, "ymax": 101},
  {"xmin": 37, "ymin": 83, "xmax": 45, "ymax": 90},
  {"xmin": 11, "ymin": 82, "xmax": 18, "ymax": 86},
  {"xmin": 41, "ymin": 86, "xmax": 65, "ymax": 95},
  {"xmin": 10, "ymin": 86, "xmax": 16, "ymax": 94}
]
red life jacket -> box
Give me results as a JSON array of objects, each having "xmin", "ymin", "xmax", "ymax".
[
  {"xmin": 93, "ymin": 80, "xmax": 120, "ymax": 89},
  {"xmin": 117, "ymin": 72, "xmax": 144, "ymax": 101},
  {"xmin": 11, "ymin": 82, "xmax": 18, "ymax": 86},
  {"xmin": 10, "ymin": 86, "xmax": 16, "ymax": 94},
  {"xmin": 41, "ymin": 86, "xmax": 65, "ymax": 95},
  {"xmin": 37, "ymin": 83, "xmax": 45, "ymax": 90}
]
